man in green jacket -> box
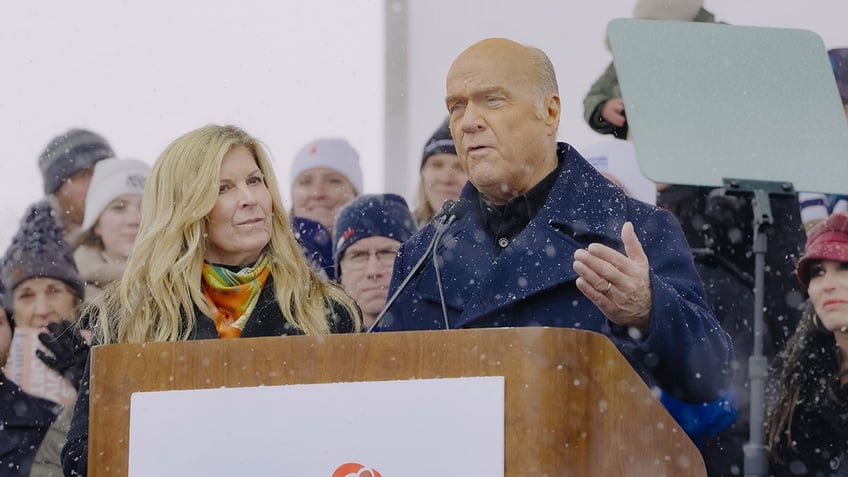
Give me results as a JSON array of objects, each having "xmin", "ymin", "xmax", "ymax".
[{"xmin": 582, "ymin": 1, "xmax": 717, "ymax": 139}]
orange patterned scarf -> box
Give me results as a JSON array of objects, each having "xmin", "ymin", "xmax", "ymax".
[{"xmin": 201, "ymin": 254, "xmax": 271, "ymax": 338}]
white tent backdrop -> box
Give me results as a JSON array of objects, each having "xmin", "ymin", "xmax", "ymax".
[{"xmin": 0, "ymin": 1, "xmax": 384, "ymax": 251}]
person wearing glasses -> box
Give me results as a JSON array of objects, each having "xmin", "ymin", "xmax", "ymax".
[{"xmin": 333, "ymin": 194, "xmax": 416, "ymax": 329}]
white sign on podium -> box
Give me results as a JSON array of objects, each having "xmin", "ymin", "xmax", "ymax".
[{"xmin": 128, "ymin": 376, "xmax": 504, "ymax": 476}]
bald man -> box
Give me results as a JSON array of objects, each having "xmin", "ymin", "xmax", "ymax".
[{"xmin": 382, "ymin": 38, "xmax": 732, "ymax": 406}]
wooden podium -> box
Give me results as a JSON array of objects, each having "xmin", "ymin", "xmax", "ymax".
[{"xmin": 88, "ymin": 327, "xmax": 705, "ymax": 476}]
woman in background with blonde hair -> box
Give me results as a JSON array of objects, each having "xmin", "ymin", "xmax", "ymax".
[
  {"xmin": 413, "ymin": 118, "xmax": 467, "ymax": 227},
  {"xmin": 62, "ymin": 124, "xmax": 360, "ymax": 475}
]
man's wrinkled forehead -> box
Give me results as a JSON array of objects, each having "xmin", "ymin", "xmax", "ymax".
[
  {"xmin": 446, "ymin": 43, "xmax": 529, "ymax": 97},
  {"xmin": 456, "ymin": 37, "xmax": 525, "ymax": 59},
  {"xmin": 449, "ymin": 39, "xmax": 526, "ymax": 74}
]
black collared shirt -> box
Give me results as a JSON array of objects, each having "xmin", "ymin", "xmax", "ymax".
[{"xmin": 478, "ymin": 157, "xmax": 563, "ymax": 250}]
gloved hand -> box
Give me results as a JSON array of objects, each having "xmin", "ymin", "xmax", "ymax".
[{"xmin": 36, "ymin": 320, "xmax": 90, "ymax": 391}]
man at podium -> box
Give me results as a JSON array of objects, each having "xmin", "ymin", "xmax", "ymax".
[{"xmin": 380, "ymin": 37, "xmax": 732, "ymax": 406}]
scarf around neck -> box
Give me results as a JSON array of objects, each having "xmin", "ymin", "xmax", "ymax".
[{"xmin": 201, "ymin": 254, "xmax": 271, "ymax": 338}]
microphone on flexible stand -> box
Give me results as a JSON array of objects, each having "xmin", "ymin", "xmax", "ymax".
[
  {"xmin": 366, "ymin": 199, "xmax": 472, "ymax": 333},
  {"xmin": 437, "ymin": 199, "xmax": 472, "ymax": 226}
]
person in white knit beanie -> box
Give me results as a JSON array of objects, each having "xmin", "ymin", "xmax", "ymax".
[
  {"xmin": 73, "ymin": 158, "xmax": 150, "ymax": 302},
  {"xmin": 289, "ymin": 137, "xmax": 362, "ymax": 233}
]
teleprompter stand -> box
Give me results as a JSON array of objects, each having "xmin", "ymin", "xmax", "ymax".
[
  {"xmin": 608, "ymin": 18, "xmax": 848, "ymax": 477},
  {"xmin": 723, "ymin": 179, "xmax": 795, "ymax": 477}
]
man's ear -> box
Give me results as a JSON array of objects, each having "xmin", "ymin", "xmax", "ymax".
[{"xmin": 545, "ymin": 94, "xmax": 561, "ymax": 134}]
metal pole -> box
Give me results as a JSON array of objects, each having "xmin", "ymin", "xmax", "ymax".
[{"xmin": 743, "ymin": 188, "xmax": 773, "ymax": 477}]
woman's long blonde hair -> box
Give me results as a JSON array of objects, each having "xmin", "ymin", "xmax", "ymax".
[
  {"xmin": 412, "ymin": 177, "xmax": 437, "ymax": 227},
  {"xmin": 93, "ymin": 125, "xmax": 360, "ymax": 344}
]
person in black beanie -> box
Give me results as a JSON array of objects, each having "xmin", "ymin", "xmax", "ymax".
[
  {"xmin": 413, "ymin": 118, "xmax": 467, "ymax": 227},
  {"xmin": 334, "ymin": 194, "xmax": 416, "ymax": 328}
]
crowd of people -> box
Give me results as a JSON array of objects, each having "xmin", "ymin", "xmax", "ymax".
[{"xmin": 1, "ymin": 1, "xmax": 847, "ymax": 476}]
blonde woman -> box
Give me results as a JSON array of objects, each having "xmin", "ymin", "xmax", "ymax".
[
  {"xmin": 413, "ymin": 118, "xmax": 467, "ymax": 227},
  {"xmin": 62, "ymin": 125, "xmax": 360, "ymax": 475}
]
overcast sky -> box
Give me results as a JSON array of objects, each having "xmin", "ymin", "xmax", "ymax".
[{"xmin": 1, "ymin": 0, "xmax": 846, "ymax": 253}]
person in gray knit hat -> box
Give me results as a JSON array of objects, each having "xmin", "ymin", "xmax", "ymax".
[
  {"xmin": 0, "ymin": 200, "xmax": 88, "ymax": 390},
  {"xmin": 1, "ymin": 201, "xmax": 85, "ymax": 327},
  {"xmin": 0, "ymin": 202, "xmax": 89, "ymax": 477},
  {"xmin": 36, "ymin": 128, "xmax": 115, "ymax": 238}
]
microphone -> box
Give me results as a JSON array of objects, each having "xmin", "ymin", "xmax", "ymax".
[
  {"xmin": 431, "ymin": 199, "xmax": 472, "ymax": 329},
  {"xmin": 437, "ymin": 199, "xmax": 473, "ymax": 226},
  {"xmin": 367, "ymin": 199, "xmax": 472, "ymax": 332}
]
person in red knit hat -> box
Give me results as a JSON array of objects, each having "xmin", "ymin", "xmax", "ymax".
[{"xmin": 768, "ymin": 211, "xmax": 848, "ymax": 475}]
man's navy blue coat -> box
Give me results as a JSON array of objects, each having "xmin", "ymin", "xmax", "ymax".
[{"xmin": 382, "ymin": 143, "xmax": 732, "ymax": 404}]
